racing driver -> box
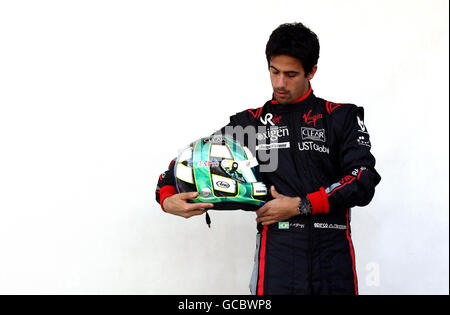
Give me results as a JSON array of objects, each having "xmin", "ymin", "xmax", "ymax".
[{"xmin": 155, "ymin": 22, "xmax": 381, "ymax": 295}]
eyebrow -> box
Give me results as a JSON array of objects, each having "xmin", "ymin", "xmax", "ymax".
[{"xmin": 269, "ymin": 65, "xmax": 300, "ymax": 75}]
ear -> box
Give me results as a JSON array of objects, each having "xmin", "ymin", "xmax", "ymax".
[{"xmin": 307, "ymin": 64, "xmax": 318, "ymax": 80}]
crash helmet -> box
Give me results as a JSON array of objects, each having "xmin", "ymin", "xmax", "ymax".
[{"xmin": 174, "ymin": 135, "xmax": 267, "ymax": 211}]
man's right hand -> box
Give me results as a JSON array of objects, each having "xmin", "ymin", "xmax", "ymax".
[{"xmin": 162, "ymin": 191, "xmax": 214, "ymax": 218}]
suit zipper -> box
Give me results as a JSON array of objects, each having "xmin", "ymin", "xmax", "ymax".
[{"xmin": 285, "ymin": 112, "xmax": 314, "ymax": 292}]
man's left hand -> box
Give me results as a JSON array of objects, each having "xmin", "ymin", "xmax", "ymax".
[{"xmin": 256, "ymin": 186, "xmax": 301, "ymax": 226}]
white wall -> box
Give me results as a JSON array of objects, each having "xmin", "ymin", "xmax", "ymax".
[{"xmin": 0, "ymin": 0, "xmax": 448, "ymax": 294}]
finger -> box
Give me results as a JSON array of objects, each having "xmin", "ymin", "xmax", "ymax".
[
  {"xmin": 179, "ymin": 191, "xmax": 199, "ymax": 200},
  {"xmin": 256, "ymin": 212, "xmax": 272, "ymax": 223},
  {"xmin": 262, "ymin": 219, "xmax": 277, "ymax": 226},
  {"xmin": 270, "ymin": 185, "xmax": 282, "ymax": 199},
  {"xmin": 256, "ymin": 212, "xmax": 276, "ymax": 225},
  {"xmin": 256, "ymin": 203, "xmax": 270, "ymax": 217},
  {"xmin": 185, "ymin": 202, "xmax": 214, "ymax": 211}
]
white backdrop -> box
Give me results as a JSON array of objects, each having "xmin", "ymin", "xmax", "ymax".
[{"xmin": 0, "ymin": 0, "xmax": 448, "ymax": 295}]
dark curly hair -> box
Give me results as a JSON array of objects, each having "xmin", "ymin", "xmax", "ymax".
[{"xmin": 265, "ymin": 22, "xmax": 320, "ymax": 76}]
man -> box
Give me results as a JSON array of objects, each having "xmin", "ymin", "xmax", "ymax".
[{"xmin": 155, "ymin": 22, "xmax": 381, "ymax": 295}]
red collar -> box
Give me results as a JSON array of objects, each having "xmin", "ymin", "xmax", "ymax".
[{"xmin": 271, "ymin": 85, "xmax": 312, "ymax": 105}]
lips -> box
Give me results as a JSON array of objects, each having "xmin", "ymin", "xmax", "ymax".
[{"xmin": 276, "ymin": 91, "xmax": 289, "ymax": 98}]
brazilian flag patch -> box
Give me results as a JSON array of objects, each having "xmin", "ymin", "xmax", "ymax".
[{"xmin": 278, "ymin": 222, "xmax": 289, "ymax": 229}]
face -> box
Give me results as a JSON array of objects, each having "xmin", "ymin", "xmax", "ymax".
[{"xmin": 269, "ymin": 55, "xmax": 317, "ymax": 104}]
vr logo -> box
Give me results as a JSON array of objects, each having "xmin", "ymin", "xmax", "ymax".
[{"xmin": 260, "ymin": 113, "xmax": 275, "ymax": 126}]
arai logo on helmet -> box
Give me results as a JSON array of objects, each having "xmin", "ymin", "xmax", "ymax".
[{"xmin": 216, "ymin": 181, "xmax": 230, "ymax": 189}]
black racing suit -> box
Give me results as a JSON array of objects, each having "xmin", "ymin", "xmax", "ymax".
[{"xmin": 155, "ymin": 86, "xmax": 381, "ymax": 295}]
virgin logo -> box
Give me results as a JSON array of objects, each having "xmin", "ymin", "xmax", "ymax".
[
  {"xmin": 272, "ymin": 115, "xmax": 282, "ymax": 124},
  {"xmin": 303, "ymin": 110, "xmax": 323, "ymax": 127}
]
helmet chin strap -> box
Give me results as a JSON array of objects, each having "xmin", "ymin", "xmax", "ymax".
[{"xmin": 205, "ymin": 211, "xmax": 211, "ymax": 228}]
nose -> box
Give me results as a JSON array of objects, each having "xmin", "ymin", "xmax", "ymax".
[{"xmin": 274, "ymin": 74, "xmax": 287, "ymax": 89}]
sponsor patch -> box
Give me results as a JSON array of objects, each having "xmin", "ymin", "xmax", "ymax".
[
  {"xmin": 314, "ymin": 223, "xmax": 347, "ymax": 230},
  {"xmin": 357, "ymin": 135, "xmax": 371, "ymax": 147},
  {"xmin": 301, "ymin": 127, "xmax": 326, "ymax": 142},
  {"xmin": 216, "ymin": 181, "xmax": 230, "ymax": 189},
  {"xmin": 256, "ymin": 126, "xmax": 289, "ymax": 142},
  {"xmin": 357, "ymin": 116, "xmax": 367, "ymax": 133},
  {"xmin": 259, "ymin": 113, "xmax": 283, "ymax": 126},
  {"xmin": 256, "ymin": 142, "xmax": 290, "ymax": 151},
  {"xmin": 303, "ymin": 110, "xmax": 323, "ymax": 127},
  {"xmin": 298, "ymin": 141, "xmax": 330, "ymax": 154}
]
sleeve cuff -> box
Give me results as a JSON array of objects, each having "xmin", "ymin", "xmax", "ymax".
[
  {"xmin": 159, "ymin": 185, "xmax": 177, "ymax": 212},
  {"xmin": 307, "ymin": 187, "xmax": 330, "ymax": 215}
]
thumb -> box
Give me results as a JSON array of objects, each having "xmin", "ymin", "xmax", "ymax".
[{"xmin": 270, "ymin": 185, "xmax": 282, "ymax": 198}]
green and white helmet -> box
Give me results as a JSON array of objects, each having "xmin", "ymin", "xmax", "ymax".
[{"xmin": 174, "ymin": 135, "xmax": 267, "ymax": 211}]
